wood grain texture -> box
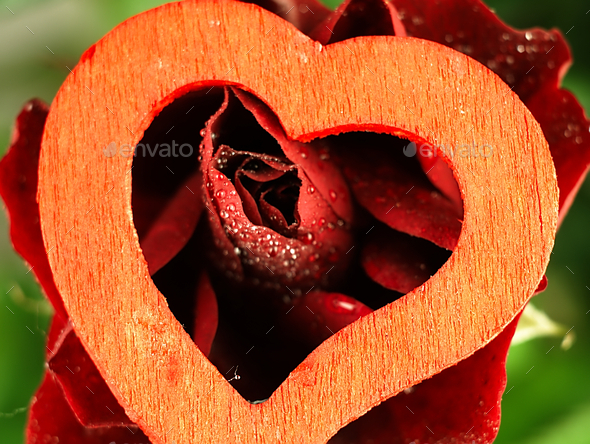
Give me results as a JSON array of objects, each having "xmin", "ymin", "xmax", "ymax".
[{"xmin": 37, "ymin": 1, "xmax": 558, "ymax": 443}]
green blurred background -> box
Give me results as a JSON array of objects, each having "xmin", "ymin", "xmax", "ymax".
[{"xmin": 0, "ymin": 0, "xmax": 588, "ymax": 442}]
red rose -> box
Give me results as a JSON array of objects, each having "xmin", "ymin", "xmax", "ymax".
[{"xmin": 0, "ymin": 0, "xmax": 588, "ymax": 443}]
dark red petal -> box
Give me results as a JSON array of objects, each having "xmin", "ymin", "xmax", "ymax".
[
  {"xmin": 0, "ymin": 100, "xmax": 67, "ymax": 321},
  {"xmin": 27, "ymin": 372, "xmax": 151, "ymax": 444},
  {"xmin": 47, "ymin": 323, "xmax": 134, "ymax": 427},
  {"xmin": 243, "ymin": 0, "xmax": 331, "ymax": 35},
  {"xmin": 284, "ymin": 290, "xmax": 373, "ymax": 345},
  {"xmin": 536, "ymin": 274, "xmax": 548, "ymax": 293},
  {"xmin": 330, "ymin": 315, "xmax": 520, "ymax": 444},
  {"xmin": 192, "ymin": 272, "xmax": 219, "ymax": 356},
  {"xmin": 232, "ymin": 88, "xmax": 354, "ymax": 223},
  {"xmin": 389, "ymin": 0, "xmax": 571, "ymax": 101},
  {"xmin": 339, "ymin": 133, "xmax": 462, "ymax": 250},
  {"xmin": 417, "ymin": 149, "xmax": 463, "ymax": 213},
  {"xmin": 139, "ymin": 169, "xmax": 204, "ymax": 275},
  {"xmin": 310, "ymin": 0, "xmax": 406, "ymax": 44},
  {"xmin": 525, "ymin": 86, "xmax": 590, "ymax": 225},
  {"xmin": 362, "ymin": 226, "xmax": 451, "ymax": 294},
  {"xmin": 235, "ymin": 174, "xmax": 264, "ymax": 225}
]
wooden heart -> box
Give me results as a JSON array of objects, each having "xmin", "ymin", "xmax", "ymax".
[{"xmin": 37, "ymin": 1, "xmax": 558, "ymax": 442}]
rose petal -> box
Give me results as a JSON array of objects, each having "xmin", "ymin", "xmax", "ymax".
[
  {"xmin": 329, "ymin": 315, "xmax": 520, "ymax": 444},
  {"xmin": 337, "ymin": 132, "xmax": 462, "ymax": 250},
  {"xmin": 0, "ymin": 100, "xmax": 67, "ymax": 321},
  {"xmin": 310, "ymin": 0, "xmax": 406, "ymax": 44},
  {"xmin": 192, "ymin": 271, "xmax": 219, "ymax": 356},
  {"xmin": 361, "ymin": 225, "xmax": 451, "ymax": 294},
  {"xmin": 282, "ymin": 290, "xmax": 373, "ymax": 344},
  {"xmin": 417, "ymin": 149, "xmax": 463, "ymax": 213},
  {"xmin": 47, "ymin": 323, "xmax": 133, "ymax": 427},
  {"xmin": 139, "ymin": 169, "xmax": 204, "ymax": 275},
  {"xmin": 389, "ymin": 0, "xmax": 571, "ymax": 101},
  {"xmin": 27, "ymin": 372, "xmax": 151, "ymax": 444},
  {"xmin": 243, "ymin": 0, "xmax": 331, "ymax": 35},
  {"xmin": 525, "ymin": 86, "xmax": 590, "ymax": 226}
]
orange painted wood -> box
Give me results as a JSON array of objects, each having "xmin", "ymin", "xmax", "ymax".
[{"xmin": 37, "ymin": 1, "xmax": 558, "ymax": 443}]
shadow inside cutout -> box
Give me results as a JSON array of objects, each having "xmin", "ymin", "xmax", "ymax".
[{"xmin": 131, "ymin": 85, "xmax": 461, "ymax": 426}]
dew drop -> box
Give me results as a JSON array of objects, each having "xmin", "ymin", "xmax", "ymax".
[
  {"xmin": 328, "ymin": 190, "xmax": 337, "ymax": 201},
  {"xmin": 216, "ymin": 190, "xmax": 226, "ymax": 199},
  {"xmin": 525, "ymin": 31, "xmax": 533, "ymax": 41},
  {"xmin": 329, "ymin": 295, "xmax": 357, "ymax": 314},
  {"xmin": 200, "ymin": 128, "xmax": 207, "ymax": 137},
  {"xmin": 517, "ymin": 45, "xmax": 525, "ymax": 53}
]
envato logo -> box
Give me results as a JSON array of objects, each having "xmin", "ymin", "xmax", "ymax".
[
  {"xmin": 103, "ymin": 141, "xmax": 194, "ymax": 158},
  {"xmin": 402, "ymin": 141, "xmax": 493, "ymax": 159}
]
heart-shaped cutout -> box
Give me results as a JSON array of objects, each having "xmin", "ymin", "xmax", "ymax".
[{"xmin": 38, "ymin": 1, "xmax": 558, "ymax": 442}]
